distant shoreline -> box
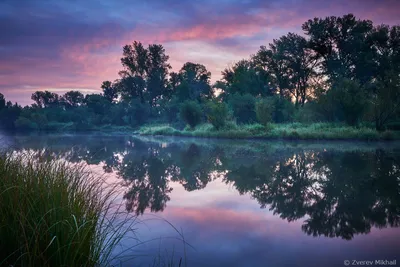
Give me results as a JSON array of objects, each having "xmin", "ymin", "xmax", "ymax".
[{"xmin": 137, "ymin": 123, "xmax": 400, "ymax": 142}]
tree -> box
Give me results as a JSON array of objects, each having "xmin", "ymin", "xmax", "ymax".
[
  {"xmin": 273, "ymin": 33, "xmax": 318, "ymax": 107},
  {"xmin": 320, "ymin": 78, "xmax": 367, "ymax": 126},
  {"xmin": 255, "ymin": 98, "xmax": 274, "ymax": 126},
  {"xmin": 368, "ymin": 25, "xmax": 400, "ymax": 130},
  {"xmin": 62, "ymin": 91, "xmax": 84, "ymax": 108},
  {"xmin": 84, "ymin": 94, "xmax": 109, "ymax": 115},
  {"xmin": 0, "ymin": 93, "xmax": 5, "ymax": 111},
  {"xmin": 370, "ymin": 71, "xmax": 400, "ymax": 131},
  {"xmin": 221, "ymin": 59, "xmax": 271, "ymax": 98},
  {"xmin": 31, "ymin": 91, "xmax": 59, "ymax": 108},
  {"xmin": 179, "ymin": 100, "xmax": 203, "ymax": 128},
  {"xmin": 253, "ymin": 45, "xmax": 290, "ymax": 99},
  {"xmin": 302, "ymin": 14, "xmax": 374, "ymax": 85},
  {"xmin": 119, "ymin": 41, "xmax": 149, "ymax": 104},
  {"xmin": 146, "ymin": 44, "xmax": 171, "ymax": 106},
  {"xmin": 101, "ymin": 81, "xmax": 118, "ymax": 103},
  {"xmin": 228, "ymin": 93, "xmax": 256, "ymax": 124},
  {"xmin": 175, "ymin": 62, "xmax": 213, "ymax": 101},
  {"xmin": 206, "ymin": 101, "xmax": 228, "ymax": 130}
]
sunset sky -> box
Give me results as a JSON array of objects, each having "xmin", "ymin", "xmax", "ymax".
[{"xmin": 1, "ymin": 0, "xmax": 399, "ymax": 106}]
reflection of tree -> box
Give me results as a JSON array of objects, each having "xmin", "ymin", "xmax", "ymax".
[
  {"xmin": 10, "ymin": 135, "xmax": 400, "ymax": 240},
  {"xmin": 170, "ymin": 144, "xmax": 216, "ymax": 191},
  {"xmin": 118, "ymin": 154, "xmax": 173, "ymax": 215},
  {"xmin": 226, "ymin": 149, "xmax": 400, "ymax": 240}
]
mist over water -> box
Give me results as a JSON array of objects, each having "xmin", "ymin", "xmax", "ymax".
[{"xmin": 3, "ymin": 134, "xmax": 400, "ymax": 267}]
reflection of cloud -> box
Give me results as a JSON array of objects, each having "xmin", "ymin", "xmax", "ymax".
[{"xmin": 125, "ymin": 204, "xmax": 400, "ymax": 267}]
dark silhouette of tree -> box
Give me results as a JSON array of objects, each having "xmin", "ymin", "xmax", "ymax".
[
  {"xmin": 175, "ymin": 62, "xmax": 213, "ymax": 102},
  {"xmin": 0, "ymin": 93, "xmax": 5, "ymax": 111},
  {"xmin": 221, "ymin": 59, "xmax": 272, "ymax": 97},
  {"xmin": 101, "ymin": 81, "xmax": 118, "ymax": 103},
  {"xmin": 31, "ymin": 91, "xmax": 60, "ymax": 108},
  {"xmin": 62, "ymin": 91, "xmax": 84, "ymax": 108}
]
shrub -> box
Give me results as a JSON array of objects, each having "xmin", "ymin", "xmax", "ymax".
[
  {"xmin": 255, "ymin": 98, "xmax": 274, "ymax": 126},
  {"xmin": 270, "ymin": 96, "xmax": 295, "ymax": 123},
  {"xmin": 228, "ymin": 93, "xmax": 256, "ymax": 124},
  {"xmin": 179, "ymin": 100, "xmax": 203, "ymax": 128},
  {"xmin": 206, "ymin": 101, "xmax": 228, "ymax": 130},
  {"xmin": 318, "ymin": 78, "xmax": 367, "ymax": 126}
]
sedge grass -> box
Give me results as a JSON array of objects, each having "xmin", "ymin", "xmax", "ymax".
[
  {"xmin": 137, "ymin": 123, "xmax": 400, "ymax": 141},
  {"xmin": 0, "ymin": 152, "xmax": 135, "ymax": 266}
]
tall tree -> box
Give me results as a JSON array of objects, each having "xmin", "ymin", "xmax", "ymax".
[
  {"xmin": 146, "ymin": 44, "xmax": 171, "ymax": 106},
  {"xmin": 101, "ymin": 81, "xmax": 118, "ymax": 103},
  {"xmin": 119, "ymin": 41, "xmax": 149, "ymax": 104},
  {"xmin": 302, "ymin": 14, "xmax": 374, "ymax": 85},
  {"xmin": 31, "ymin": 91, "xmax": 59, "ymax": 108},
  {"xmin": 0, "ymin": 93, "xmax": 5, "ymax": 111},
  {"xmin": 272, "ymin": 33, "xmax": 318, "ymax": 107},
  {"xmin": 253, "ymin": 45, "xmax": 291, "ymax": 99},
  {"xmin": 62, "ymin": 91, "xmax": 84, "ymax": 108},
  {"xmin": 221, "ymin": 59, "xmax": 272, "ymax": 97},
  {"xmin": 369, "ymin": 25, "xmax": 400, "ymax": 130},
  {"xmin": 175, "ymin": 62, "xmax": 213, "ymax": 101}
]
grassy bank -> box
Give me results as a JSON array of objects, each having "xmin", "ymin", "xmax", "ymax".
[
  {"xmin": 0, "ymin": 152, "xmax": 131, "ymax": 266},
  {"xmin": 137, "ymin": 123, "xmax": 400, "ymax": 141}
]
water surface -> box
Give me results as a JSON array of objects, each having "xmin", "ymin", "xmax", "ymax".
[{"xmin": 3, "ymin": 133, "xmax": 400, "ymax": 267}]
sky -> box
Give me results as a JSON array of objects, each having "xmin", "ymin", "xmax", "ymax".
[{"xmin": 0, "ymin": 0, "xmax": 399, "ymax": 106}]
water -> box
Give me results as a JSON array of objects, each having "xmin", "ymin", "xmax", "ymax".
[{"xmin": 2, "ymin": 133, "xmax": 400, "ymax": 267}]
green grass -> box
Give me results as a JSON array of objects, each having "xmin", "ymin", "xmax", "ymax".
[
  {"xmin": 137, "ymin": 122, "xmax": 400, "ymax": 141},
  {"xmin": 0, "ymin": 152, "xmax": 134, "ymax": 266}
]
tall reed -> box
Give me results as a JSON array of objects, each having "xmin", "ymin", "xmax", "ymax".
[{"xmin": 0, "ymin": 152, "xmax": 133, "ymax": 266}]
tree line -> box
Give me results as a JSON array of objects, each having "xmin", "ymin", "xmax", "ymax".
[{"xmin": 1, "ymin": 13, "xmax": 399, "ymax": 132}]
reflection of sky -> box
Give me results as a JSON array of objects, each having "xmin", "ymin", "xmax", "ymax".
[
  {"xmin": 114, "ymin": 178, "xmax": 400, "ymax": 267},
  {"xmin": 5, "ymin": 134, "xmax": 400, "ymax": 266}
]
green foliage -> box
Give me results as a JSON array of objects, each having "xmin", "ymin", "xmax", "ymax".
[
  {"xmin": 255, "ymin": 98, "xmax": 274, "ymax": 126},
  {"xmin": 63, "ymin": 91, "xmax": 84, "ymax": 108},
  {"xmin": 221, "ymin": 60, "xmax": 271, "ymax": 97},
  {"xmin": 228, "ymin": 93, "xmax": 256, "ymax": 124},
  {"xmin": 139, "ymin": 122, "xmax": 399, "ymax": 140},
  {"xmin": 126, "ymin": 98, "xmax": 150, "ymax": 126},
  {"xmin": 2, "ymin": 14, "xmax": 400, "ymax": 135},
  {"xmin": 321, "ymin": 78, "xmax": 367, "ymax": 126},
  {"xmin": 370, "ymin": 71, "xmax": 400, "ymax": 131},
  {"xmin": 206, "ymin": 101, "xmax": 228, "ymax": 130},
  {"xmin": 179, "ymin": 100, "xmax": 203, "ymax": 128},
  {"xmin": 0, "ymin": 102, "xmax": 22, "ymax": 129},
  {"xmin": 270, "ymin": 96, "xmax": 295, "ymax": 123},
  {"xmin": 0, "ymin": 153, "xmax": 132, "ymax": 266}
]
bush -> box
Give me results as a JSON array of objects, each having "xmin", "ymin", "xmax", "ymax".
[
  {"xmin": 255, "ymin": 98, "xmax": 274, "ymax": 126},
  {"xmin": 270, "ymin": 96, "xmax": 295, "ymax": 123},
  {"xmin": 179, "ymin": 100, "xmax": 203, "ymax": 128},
  {"xmin": 206, "ymin": 101, "xmax": 228, "ymax": 130},
  {"xmin": 127, "ymin": 99, "xmax": 150, "ymax": 126},
  {"xmin": 293, "ymin": 102, "xmax": 322, "ymax": 123},
  {"xmin": 228, "ymin": 93, "xmax": 256, "ymax": 124},
  {"xmin": 317, "ymin": 78, "xmax": 367, "ymax": 126}
]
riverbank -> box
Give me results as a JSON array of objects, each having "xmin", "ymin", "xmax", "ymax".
[{"xmin": 137, "ymin": 123, "xmax": 400, "ymax": 141}]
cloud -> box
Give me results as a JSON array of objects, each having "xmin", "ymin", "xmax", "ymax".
[{"xmin": 0, "ymin": 0, "xmax": 399, "ymax": 105}]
